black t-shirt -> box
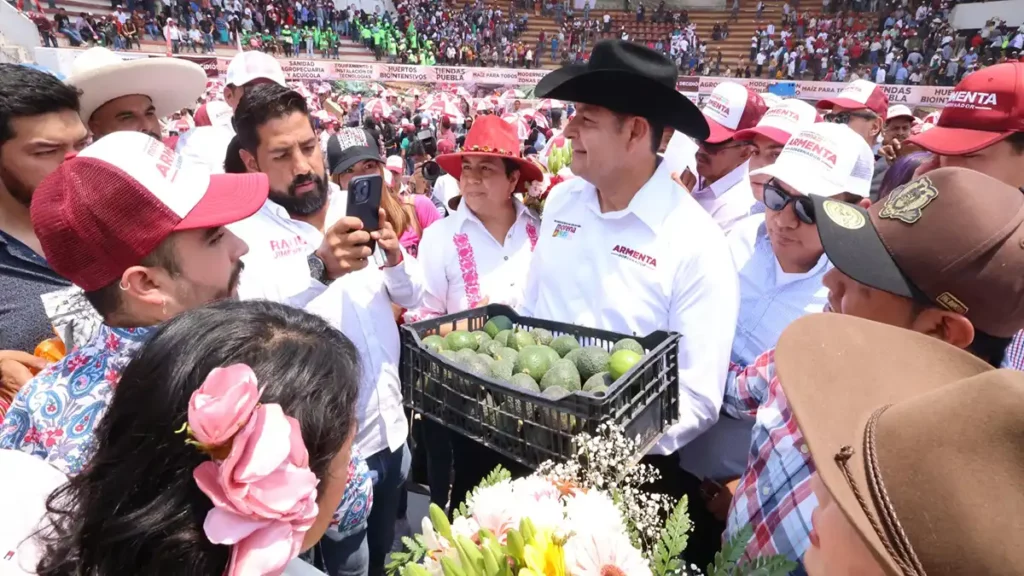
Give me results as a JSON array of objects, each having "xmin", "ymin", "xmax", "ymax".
[
  {"xmin": 54, "ymin": 13, "xmax": 70, "ymax": 28},
  {"xmin": 0, "ymin": 231, "xmax": 70, "ymax": 353}
]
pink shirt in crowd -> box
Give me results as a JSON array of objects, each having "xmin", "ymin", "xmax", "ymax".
[{"xmin": 399, "ymin": 194, "xmax": 442, "ymax": 257}]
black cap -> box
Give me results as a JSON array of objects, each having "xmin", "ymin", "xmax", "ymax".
[{"xmin": 326, "ymin": 128, "xmax": 382, "ymax": 175}]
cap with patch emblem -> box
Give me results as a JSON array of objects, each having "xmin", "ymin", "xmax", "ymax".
[{"xmin": 813, "ymin": 167, "xmax": 1024, "ymax": 337}]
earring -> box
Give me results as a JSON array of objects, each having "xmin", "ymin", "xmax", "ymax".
[
  {"xmin": 118, "ymin": 280, "xmax": 130, "ymax": 291},
  {"xmin": 161, "ymin": 297, "xmax": 168, "ymax": 318}
]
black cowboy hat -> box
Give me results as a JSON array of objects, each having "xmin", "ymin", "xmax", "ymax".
[{"xmin": 536, "ymin": 40, "xmax": 709, "ymax": 141}]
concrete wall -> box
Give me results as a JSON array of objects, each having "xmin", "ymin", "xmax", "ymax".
[
  {"xmin": 950, "ymin": 0, "xmax": 1024, "ymax": 29},
  {"xmin": 0, "ymin": 0, "xmax": 42, "ymax": 53}
]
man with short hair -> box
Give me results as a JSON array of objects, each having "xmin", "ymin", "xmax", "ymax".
[
  {"xmin": 526, "ymin": 40, "xmax": 740, "ymax": 510},
  {"xmin": 816, "ymin": 78, "xmax": 888, "ymax": 147},
  {"xmin": 0, "ymin": 64, "xmax": 88, "ymax": 395},
  {"xmin": 869, "ymin": 104, "xmax": 916, "ymax": 200},
  {"xmin": 67, "ymin": 47, "xmax": 206, "ymax": 140},
  {"xmin": 691, "ymin": 82, "xmax": 768, "ymax": 233},
  {"xmin": 0, "ymin": 131, "xmax": 264, "ymax": 473},
  {"xmin": 230, "ymin": 84, "xmax": 423, "ymax": 576},
  {"xmin": 722, "ymin": 167, "xmax": 1024, "ymax": 570}
]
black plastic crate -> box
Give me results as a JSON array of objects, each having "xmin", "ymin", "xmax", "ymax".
[{"xmin": 399, "ymin": 304, "xmax": 680, "ymax": 468}]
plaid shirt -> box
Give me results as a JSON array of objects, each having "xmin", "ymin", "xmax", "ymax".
[
  {"xmin": 721, "ymin": 348, "xmax": 813, "ymax": 574},
  {"xmin": 1002, "ymin": 330, "xmax": 1024, "ymax": 370}
]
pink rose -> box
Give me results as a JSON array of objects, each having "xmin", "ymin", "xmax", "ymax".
[
  {"xmin": 195, "ymin": 405, "xmax": 319, "ymax": 576},
  {"xmin": 188, "ymin": 364, "xmax": 262, "ymax": 447}
]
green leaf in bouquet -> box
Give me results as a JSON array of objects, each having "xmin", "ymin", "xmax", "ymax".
[
  {"xmin": 480, "ymin": 465, "xmax": 511, "ymax": 488},
  {"xmin": 429, "ymin": 503, "xmax": 454, "ymax": 542},
  {"xmin": 505, "ymin": 528, "xmax": 526, "ymax": 563},
  {"xmin": 455, "ymin": 536, "xmax": 484, "ymax": 576},
  {"xmin": 480, "ymin": 543, "xmax": 501, "ymax": 576},
  {"xmin": 519, "ymin": 517, "xmax": 536, "ymax": 544},
  {"xmin": 441, "ymin": 556, "xmax": 468, "ymax": 576},
  {"xmin": 385, "ymin": 535, "xmax": 428, "ymax": 576},
  {"xmin": 735, "ymin": 555, "xmax": 799, "ymax": 576},
  {"xmin": 402, "ymin": 564, "xmax": 431, "ymax": 576},
  {"xmin": 652, "ymin": 495, "xmax": 691, "ymax": 576},
  {"xmin": 708, "ymin": 524, "xmax": 752, "ymax": 576}
]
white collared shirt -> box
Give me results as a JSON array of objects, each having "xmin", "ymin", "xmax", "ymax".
[
  {"xmin": 692, "ymin": 160, "xmax": 756, "ymax": 235},
  {"xmin": 405, "ymin": 197, "xmax": 540, "ymax": 321},
  {"xmin": 521, "ymin": 160, "xmax": 739, "ymax": 455},
  {"xmin": 677, "ymin": 215, "xmax": 830, "ymax": 479},
  {"xmin": 230, "ymin": 184, "xmax": 424, "ymax": 456}
]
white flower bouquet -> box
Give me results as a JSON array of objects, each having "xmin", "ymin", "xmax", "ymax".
[{"xmin": 388, "ymin": 425, "xmax": 796, "ymax": 576}]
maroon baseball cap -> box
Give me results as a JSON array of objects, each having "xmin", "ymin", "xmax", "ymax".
[
  {"xmin": 700, "ymin": 82, "xmax": 768, "ymax": 144},
  {"xmin": 813, "ymin": 167, "xmax": 1024, "ymax": 337},
  {"xmin": 908, "ymin": 62, "xmax": 1024, "ymax": 155},
  {"xmin": 31, "ymin": 131, "xmax": 268, "ymax": 292},
  {"xmin": 816, "ymin": 79, "xmax": 890, "ymax": 121}
]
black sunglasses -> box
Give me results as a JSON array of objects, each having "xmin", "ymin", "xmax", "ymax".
[
  {"xmin": 823, "ymin": 111, "xmax": 877, "ymax": 125},
  {"xmin": 764, "ymin": 179, "xmax": 816, "ymax": 225}
]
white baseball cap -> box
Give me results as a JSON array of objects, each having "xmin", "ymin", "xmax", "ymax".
[
  {"xmin": 225, "ymin": 51, "xmax": 287, "ymax": 88},
  {"xmin": 701, "ymin": 81, "xmax": 769, "ymax": 143},
  {"xmin": 734, "ymin": 98, "xmax": 821, "ymax": 145},
  {"xmin": 886, "ymin": 104, "xmax": 915, "ymax": 123},
  {"xmin": 816, "ymin": 79, "xmax": 890, "ymax": 121},
  {"xmin": 750, "ymin": 123, "xmax": 875, "ymax": 199}
]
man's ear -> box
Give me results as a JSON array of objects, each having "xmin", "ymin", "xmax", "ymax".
[{"xmin": 239, "ymin": 148, "xmax": 260, "ymax": 174}]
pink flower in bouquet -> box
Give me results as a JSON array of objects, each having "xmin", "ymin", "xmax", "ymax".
[
  {"xmin": 188, "ymin": 364, "xmax": 262, "ymax": 447},
  {"xmin": 563, "ymin": 489, "xmax": 626, "ymax": 538},
  {"xmin": 468, "ymin": 481, "xmax": 519, "ymax": 543}
]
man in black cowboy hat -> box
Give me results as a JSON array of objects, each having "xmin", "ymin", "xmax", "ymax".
[{"xmin": 521, "ymin": 38, "xmax": 741, "ymax": 512}]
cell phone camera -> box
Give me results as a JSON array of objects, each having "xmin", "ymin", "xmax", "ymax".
[{"xmin": 354, "ymin": 181, "xmax": 370, "ymax": 202}]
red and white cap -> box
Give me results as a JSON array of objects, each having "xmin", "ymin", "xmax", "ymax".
[
  {"xmin": 886, "ymin": 104, "xmax": 915, "ymax": 122},
  {"xmin": 701, "ymin": 82, "xmax": 768, "ymax": 143},
  {"xmin": 225, "ymin": 51, "xmax": 287, "ymax": 88},
  {"xmin": 733, "ymin": 98, "xmax": 821, "ymax": 145},
  {"xmin": 31, "ymin": 132, "xmax": 268, "ymax": 292},
  {"xmin": 385, "ymin": 155, "xmax": 404, "ymax": 174},
  {"xmin": 750, "ymin": 123, "xmax": 875, "ymax": 199},
  {"xmin": 816, "ymin": 79, "xmax": 889, "ymax": 121},
  {"xmin": 908, "ymin": 62, "xmax": 1024, "ymax": 155}
]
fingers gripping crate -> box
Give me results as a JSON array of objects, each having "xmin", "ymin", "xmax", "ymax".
[{"xmin": 399, "ymin": 304, "xmax": 681, "ymax": 468}]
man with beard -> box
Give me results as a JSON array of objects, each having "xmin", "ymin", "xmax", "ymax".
[
  {"xmin": 0, "ymin": 131, "xmax": 266, "ymax": 474},
  {"xmin": 0, "ymin": 64, "xmax": 88, "ymax": 402},
  {"xmin": 66, "ymin": 47, "xmax": 207, "ymax": 141},
  {"xmin": 230, "ymin": 84, "xmax": 424, "ymax": 576}
]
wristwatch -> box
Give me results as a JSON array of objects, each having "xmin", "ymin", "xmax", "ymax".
[{"xmin": 307, "ymin": 252, "xmax": 331, "ymax": 285}]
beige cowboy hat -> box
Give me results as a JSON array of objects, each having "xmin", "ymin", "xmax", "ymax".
[{"xmin": 68, "ymin": 47, "xmax": 208, "ymax": 122}]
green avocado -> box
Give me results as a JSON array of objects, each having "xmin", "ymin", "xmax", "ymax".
[
  {"xmin": 484, "ymin": 315, "xmax": 514, "ymax": 338},
  {"xmin": 530, "ymin": 328, "xmax": 554, "ymax": 346},
  {"xmin": 507, "ymin": 328, "xmax": 537, "ymax": 352},
  {"xmin": 576, "ymin": 346, "xmax": 611, "ymax": 381},
  {"xmin": 583, "ymin": 371, "xmax": 614, "ymax": 393},
  {"xmin": 472, "ymin": 331, "xmax": 493, "ymax": 348},
  {"xmin": 445, "ymin": 330, "xmax": 478, "ymax": 352},
  {"xmin": 540, "ymin": 359, "xmax": 582, "ymax": 392},
  {"xmin": 492, "ymin": 346, "xmax": 519, "ymax": 364},
  {"xmin": 422, "ymin": 334, "xmax": 447, "ymax": 352},
  {"xmin": 609, "ymin": 349, "xmax": 643, "ymax": 381},
  {"xmin": 612, "ymin": 338, "xmax": 645, "ymax": 355},
  {"xmin": 494, "ymin": 329, "xmax": 513, "ymax": 347},
  {"xmin": 513, "ymin": 345, "xmax": 554, "ymax": 382},
  {"xmin": 549, "ymin": 334, "xmax": 581, "ymax": 358}
]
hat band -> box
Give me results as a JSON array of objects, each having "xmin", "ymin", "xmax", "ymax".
[
  {"xmin": 466, "ymin": 145, "xmax": 515, "ymax": 157},
  {"xmin": 834, "ymin": 406, "xmax": 926, "ymax": 576}
]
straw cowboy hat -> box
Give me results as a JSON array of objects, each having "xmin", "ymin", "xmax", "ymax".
[
  {"xmin": 777, "ymin": 313, "xmax": 1024, "ymax": 576},
  {"xmin": 68, "ymin": 47, "xmax": 207, "ymax": 122}
]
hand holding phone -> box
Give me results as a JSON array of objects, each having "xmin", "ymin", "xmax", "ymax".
[
  {"xmin": 317, "ymin": 217, "xmax": 373, "ymax": 280},
  {"xmin": 346, "ymin": 174, "xmax": 383, "ymax": 253}
]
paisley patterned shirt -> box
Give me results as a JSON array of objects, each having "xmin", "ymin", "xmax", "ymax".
[{"xmin": 0, "ymin": 323, "xmax": 372, "ymax": 537}]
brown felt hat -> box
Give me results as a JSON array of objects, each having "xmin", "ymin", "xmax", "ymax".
[
  {"xmin": 777, "ymin": 313, "xmax": 1024, "ymax": 576},
  {"xmin": 813, "ymin": 166, "xmax": 1024, "ymax": 337}
]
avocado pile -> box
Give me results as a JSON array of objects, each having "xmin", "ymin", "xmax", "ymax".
[{"xmin": 420, "ymin": 315, "xmax": 647, "ymax": 401}]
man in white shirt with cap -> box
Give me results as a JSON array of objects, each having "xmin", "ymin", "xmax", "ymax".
[
  {"xmin": 66, "ymin": 47, "xmax": 207, "ymax": 141},
  {"xmin": 176, "ymin": 51, "xmax": 288, "ymax": 173},
  {"xmin": 691, "ymin": 81, "xmax": 768, "ymax": 234},
  {"xmin": 527, "ymin": 40, "xmax": 740, "ymax": 517},
  {"xmin": 816, "ymin": 78, "xmax": 890, "ymax": 202}
]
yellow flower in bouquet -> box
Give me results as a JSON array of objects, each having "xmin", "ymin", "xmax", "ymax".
[{"xmin": 520, "ymin": 528, "xmax": 567, "ymax": 576}]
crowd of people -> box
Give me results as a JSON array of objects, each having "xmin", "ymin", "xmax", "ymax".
[
  {"xmin": 733, "ymin": 0, "xmax": 1024, "ymax": 83},
  {"xmin": 2, "ymin": 27, "xmax": 1024, "ymax": 576}
]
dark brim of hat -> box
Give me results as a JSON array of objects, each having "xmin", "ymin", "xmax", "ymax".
[
  {"xmin": 774, "ymin": 313, "xmax": 994, "ymax": 576},
  {"xmin": 536, "ymin": 68, "xmax": 710, "ymax": 141},
  {"xmin": 812, "ymin": 195, "xmax": 919, "ymax": 300},
  {"xmin": 330, "ymin": 147, "xmax": 383, "ymax": 175},
  {"xmin": 435, "ymin": 152, "xmax": 543, "ymax": 189}
]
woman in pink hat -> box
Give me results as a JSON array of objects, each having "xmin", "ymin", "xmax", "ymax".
[{"xmin": 404, "ymin": 115, "xmax": 544, "ymax": 514}]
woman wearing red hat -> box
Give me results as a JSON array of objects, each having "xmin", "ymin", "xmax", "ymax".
[{"xmin": 404, "ymin": 115, "xmax": 544, "ymax": 513}]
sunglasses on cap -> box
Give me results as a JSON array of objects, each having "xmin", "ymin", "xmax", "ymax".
[
  {"xmin": 764, "ymin": 179, "xmax": 817, "ymax": 225},
  {"xmin": 823, "ymin": 110, "xmax": 877, "ymax": 124}
]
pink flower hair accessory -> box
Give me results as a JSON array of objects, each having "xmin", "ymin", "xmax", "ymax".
[{"xmin": 181, "ymin": 364, "xmax": 320, "ymax": 576}]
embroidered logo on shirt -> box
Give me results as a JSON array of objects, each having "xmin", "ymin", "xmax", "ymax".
[
  {"xmin": 270, "ymin": 234, "xmax": 309, "ymax": 259},
  {"xmin": 612, "ymin": 244, "xmax": 657, "ymax": 269},
  {"xmin": 879, "ymin": 177, "xmax": 938, "ymax": 224},
  {"xmin": 552, "ymin": 219, "xmax": 580, "ymax": 239}
]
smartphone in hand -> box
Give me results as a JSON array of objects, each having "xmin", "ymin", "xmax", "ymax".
[{"xmin": 346, "ymin": 174, "xmax": 383, "ymax": 253}]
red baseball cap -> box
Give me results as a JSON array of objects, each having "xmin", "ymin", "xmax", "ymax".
[
  {"xmin": 907, "ymin": 62, "xmax": 1024, "ymax": 155},
  {"xmin": 816, "ymin": 79, "xmax": 889, "ymax": 121},
  {"xmin": 733, "ymin": 98, "xmax": 821, "ymax": 145},
  {"xmin": 31, "ymin": 131, "xmax": 268, "ymax": 291},
  {"xmin": 701, "ymin": 82, "xmax": 768, "ymax": 144}
]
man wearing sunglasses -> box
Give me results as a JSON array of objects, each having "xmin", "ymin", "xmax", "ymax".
[
  {"xmin": 720, "ymin": 166, "xmax": 1024, "ymax": 572},
  {"xmin": 815, "ymin": 79, "xmax": 888, "ymax": 148},
  {"xmin": 679, "ymin": 122, "xmax": 874, "ymax": 553},
  {"xmin": 691, "ymin": 81, "xmax": 768, "ymax": 234}
]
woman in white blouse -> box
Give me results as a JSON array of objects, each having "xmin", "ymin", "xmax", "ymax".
[{"xmin": 404, "ymin": 115, "xmax": 543, "ymax": 513}]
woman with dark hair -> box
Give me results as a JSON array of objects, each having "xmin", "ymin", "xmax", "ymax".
[
  {"xmin": 34, "ymin": 300, "xmax": 362, "ymax": 576},
  {"xmin": 876, "ymin": 151, "xmax": 929, "ymax": 200}
]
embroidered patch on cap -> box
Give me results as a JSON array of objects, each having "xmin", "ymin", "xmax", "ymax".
[
  {"xmin": 879, "ymin": 177, "xmax": 939, "ymax": 224},
  {"xmin": 936, "ymin": 291, "xmax": 969, "ymax": 314},
  {"xmin": 822, "ymin": 199, "xmax": 866, "ymax": 230}
]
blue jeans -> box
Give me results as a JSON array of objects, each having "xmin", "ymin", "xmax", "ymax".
[
  {"xmin": 60, "ymin": 26, "xmax": 83, "ymax": 45},
  {"xmin": 315, "ymin": 524, "xmax": 369, "ymax": 576},
  {"xmin": 326, "ymin": 444, "xmax": 410, "ymax": 576},
  {"xmin": 204, "ymin": 32, "xmax": 213, "ymax": 51}
]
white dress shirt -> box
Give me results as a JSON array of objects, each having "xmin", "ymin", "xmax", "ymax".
[
  {"xmin": 405, "ymin": 197, "xmax": 539, "ymax": 321},
  {"xmin": 692, "ymin": 160, "xmax": 756, "ymax": 235},
  {"xmin": 676, "ymin": 215, "xmax": 830, "ymax": 479},
  {"xmin": 521, "ymin": 160, "xmax": 739, "ymax": 455},
  {"xmin": 230, "ymin": 184, "xmax": 424, "ymax": 457}
]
